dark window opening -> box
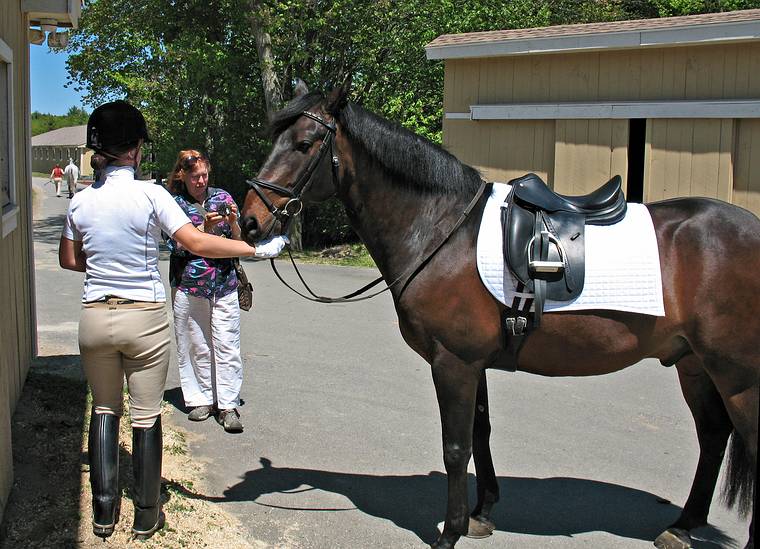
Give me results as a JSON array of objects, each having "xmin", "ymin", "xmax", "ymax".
[{"xmin": 626, "ymin": 118, "xmax": 646, "ymax": 203}]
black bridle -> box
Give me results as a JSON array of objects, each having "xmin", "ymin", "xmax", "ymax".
[
  {"xmin": 246, "ymin": 110, "xmax": 338, "ymax": 236},
  {"xmin": 246, "ymin": 109, "xmax": 488, "ymax": 303}
]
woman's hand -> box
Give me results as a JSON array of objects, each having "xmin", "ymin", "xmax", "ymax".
[{"xmin": 202, "ymin": 211, "xmax": 224, "ymax": 232}]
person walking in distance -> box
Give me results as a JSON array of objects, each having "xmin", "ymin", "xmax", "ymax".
[
  {"xmin": 59, "ymin": 101, "xmax": 288, "ymax": 540},
  {"xmin": 165, "ymin": 150, "xmax": 255, "ymax": 433},
  {"xmin": 50, "ymin": 163, "xmax": 64, "ymax": 196},
  {"xmin": 64, "ymin": 158, "xmax": 80, "ymax": 198}
]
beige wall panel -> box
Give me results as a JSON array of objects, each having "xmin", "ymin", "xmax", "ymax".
[
  {"xmin": 717, "ymin": 119, "xmax": 734, "ymax": 201},
  {"xmin": 479, "ymin": 57, "xmax": 515, "ymax": 104},
  {"xmin": 733, "ymin": 119, "xmax": 760, "ymax": 217},
  {"xmin": 443, "ymin": 43, "xmax": 760, "ymax": 114},
  {"xmin": 645, "ymin": 119, "xmax": 733, "ymax": 202},
  {"xmin": 444, "ymin": 119, "xmax": 554, "ymax": 184},
  {"xmin": 550, "ymin": 52, "xmax": 600, "ymax": 102},
  {"xmin": 443, "ymin": 62, "xmax": 457, "ymax": 113},
  {"xmin": 610, "ymin": 120, "xmax": 629, "ymax": 192},
  {"xmin": 749, "ymin": 44, "xmax": 760, "ymax": 98},
  {"xmin": 512, "ymin": 55, "xmax": 552, "ymax": 103},
  {"xmin": 554, "ymin": 119, "xmax": 629, "ymax": 195},
  {"xmin": 446, "ymin": 59, "xmax": 481, "ymax": 113},
  {"xmin": 598, "ymin": 51, "xmax": 642, "ymax": 101},
  {"xmin": 638, "ymin": 49, "xmax": 664, "ymax": 100}
]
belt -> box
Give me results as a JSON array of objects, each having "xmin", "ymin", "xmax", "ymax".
[
  {"xmin": 97, "ymin": 295, "xmax": 136, "ymax": 305},
  {"xmin": 85, "ymin": 296, "xmax": 142, "ymax": 308}
]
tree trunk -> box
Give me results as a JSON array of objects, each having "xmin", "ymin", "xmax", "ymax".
[
  {"xmin": 247, "ymin": 2, "xmax": 303, "ymax": 250},
  {"xmin": 247, "ymin": 3, "xmax": 282, "ymax": 118}
]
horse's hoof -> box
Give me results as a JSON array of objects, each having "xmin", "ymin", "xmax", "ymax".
[
  {"xmin": 654, "ymin": 528, "xmax": 692, "ymax": 549},
  {"xmin": 465, "ymin": 516, "xmax": 495, "ymax": 539}
]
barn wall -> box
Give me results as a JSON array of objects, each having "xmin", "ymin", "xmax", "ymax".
[
  {"xmin": 442, "ymin": 42, "xmax": 760, "ymax": 214},
  {"xmin": 0, "ymin": 0, "xmax": 35, "ymax": 525}
]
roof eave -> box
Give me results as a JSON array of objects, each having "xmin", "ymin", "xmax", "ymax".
[{"xmin": 425, "ymin": 20, "xmax": 760, "ymax": 60}]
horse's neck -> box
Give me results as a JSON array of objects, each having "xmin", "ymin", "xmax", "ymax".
[{"xmin": 341, "ymin": 170, "xmax": 467, "ymax": 284}]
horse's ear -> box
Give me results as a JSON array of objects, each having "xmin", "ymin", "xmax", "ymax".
[
  {"xmin": 326, "ymin": 74, "xmax": 352, "ymax": 114},
  {"xmin": 293, "ymin": 78, "xmax": 309, "ymax": 97}
]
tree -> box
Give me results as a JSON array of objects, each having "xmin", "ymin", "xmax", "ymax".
[{"xmin": 65, "ymin": 0, "xmax": 758, "ymax": 246}]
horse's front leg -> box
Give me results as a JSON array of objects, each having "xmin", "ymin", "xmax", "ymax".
[
  {"xmin": 430, "ymin": 352, "xmax": 481, "ymax": 549},
  {"xmin": 468, "ymin": 369, "xmax": 498, "ymax": 538}
]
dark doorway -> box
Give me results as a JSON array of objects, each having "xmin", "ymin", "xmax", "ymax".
[{"xmin": 626, "ymin": 119, "xmax": 646, "ymax": 203}]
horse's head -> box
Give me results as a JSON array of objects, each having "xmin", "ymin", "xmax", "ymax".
[{"xmin": 240, "ymin": 80, "xmax": 350, "ymax": 245}]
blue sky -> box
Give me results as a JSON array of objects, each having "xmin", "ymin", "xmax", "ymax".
[{"xmin": 30, "ymin": 46, "xmax": 87, "ymax": 115}]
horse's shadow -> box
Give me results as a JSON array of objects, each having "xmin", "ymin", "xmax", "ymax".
[{"xmin": 171, "ymin": 457, "xmax": 735, "ymax": 547}]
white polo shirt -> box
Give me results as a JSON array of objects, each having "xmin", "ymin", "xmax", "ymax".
[{"xmin": 63, "ymin": 166, "xmax": 191, "ymax": 302}]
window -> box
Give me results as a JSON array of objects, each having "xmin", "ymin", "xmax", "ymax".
[{"xmin": 1, "ymin": 38, "xmax": 18, "ymax": 238}]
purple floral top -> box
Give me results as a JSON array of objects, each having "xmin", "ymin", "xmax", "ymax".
[{"xmin": 166, "ymin": 187, "xmax": 238, "ymax": 300}]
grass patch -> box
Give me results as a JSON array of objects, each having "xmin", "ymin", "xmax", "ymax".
[{"xmin": 287, "ymin": 243, "xmax": 376, "ymax": 268}]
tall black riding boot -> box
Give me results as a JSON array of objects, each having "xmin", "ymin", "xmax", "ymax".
[
  {"xmin": 131, "ymin": 416, "xmax": 165, "ymax": 539},
  {"xmin": 89, "ymin": 411, "xmax": 120, "ymax": 538}
]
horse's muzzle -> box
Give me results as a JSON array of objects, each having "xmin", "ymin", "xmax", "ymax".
[{"xmin": 241, "ymin": 215, "xmax": 264, "ymax": 245}]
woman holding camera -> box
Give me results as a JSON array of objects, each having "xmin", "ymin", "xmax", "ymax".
[{"xmin": 165, "ymin": 150, "xmax": 250, "ymax": 433}]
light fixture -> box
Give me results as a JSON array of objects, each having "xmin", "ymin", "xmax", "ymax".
[
  {"xmin": 39, "ymin": 18, "xmax": 58, "ymax": 33},
  {"xmin": 28, "ymin": 28, "xmax": 45, "ymax": 45},
  {"xmin": 47, "ymin": 31, "xmax": 69, "ymax": 49}
]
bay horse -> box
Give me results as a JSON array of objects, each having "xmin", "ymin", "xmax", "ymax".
[{"xmin": 240, "ymin": 83, "xmax": 759, "ymax": 549}]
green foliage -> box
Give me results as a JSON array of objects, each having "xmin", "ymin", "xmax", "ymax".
[
  {"xmin": 65, "ymin": 0, "xmax": 754, "ymax": 246},
  {"xmin": 31, "ymin": 106, "xmax": 89, "ymax": 136},
  {"xmin": 650, "ymin": 0, "xmax": 760, "ymax": 16}
]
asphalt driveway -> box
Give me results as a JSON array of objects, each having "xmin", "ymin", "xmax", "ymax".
[{"xmin": 32, "ymin": 177, "xmax": 750, "ymax": 548}]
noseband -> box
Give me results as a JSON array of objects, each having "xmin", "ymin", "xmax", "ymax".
[{"xmin": 246, "ymin": 110, "xmax": 338, "ymax": 234}]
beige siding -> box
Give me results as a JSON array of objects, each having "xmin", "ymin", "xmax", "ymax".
[
  {"xmin": 443, "ymin": 118, "xmax": 554, "ymax": 184},
  {"xmin": 445, "ymin": 43, "xmax": 760, "ymax": 110},
  {"xmin": 644, "ymin": 118, "xmax": 734, "ymax": 203},
  {"xmin": 554, "ymin": 119, "xmax": 629, "ymax": 195},
  {"xmin": 442, "ymin": 42, "xmax": 760, "ymax": 210},
  {"xmin": 0, "ymin": 0, "xmax": 35, "ymax": 525},
  {"xmin": 733, "ymin": 119, "xmax": 760, "ymax": 217}
]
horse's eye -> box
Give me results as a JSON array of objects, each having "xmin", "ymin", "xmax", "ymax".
[{"xmin": 295, "ymin": 141, "xmax": 312, "ymax": 153}]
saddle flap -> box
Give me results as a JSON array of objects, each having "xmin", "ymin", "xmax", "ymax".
[{"xmin": 502, "ymin": 199, "xmax": 586, "ymax": 302}]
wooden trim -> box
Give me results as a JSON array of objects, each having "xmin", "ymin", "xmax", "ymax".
[
  {"xmin": 0, "ymin": 39, "xmax": 11, "ymax": 63},
  {"xmin": 1, "ymin": 206, "xmax": 18, "ymax": 238},
  {"xmin": 1, "ymin": 40, "xmax": 16, "ymax": 237},
  {"xmin": 455, "ymin": 99, "xmax": 760, "ymax": 120}
]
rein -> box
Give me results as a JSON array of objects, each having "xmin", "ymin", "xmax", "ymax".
[
  {"xmin": 248, "ymin": 109, "xmax": 487, "ymax": 303},
  {"xmin": 270, "ymin": 179, "xmax": 488, "ymax": 303}
]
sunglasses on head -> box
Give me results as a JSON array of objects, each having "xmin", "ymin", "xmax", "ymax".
[{"xmin": 181, "ymin": 155, "xmax": 205, "ymax": 169}]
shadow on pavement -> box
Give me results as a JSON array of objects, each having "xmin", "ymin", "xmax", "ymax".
[
  {"xmin": 32, "ymin": 213, "xmax": 68, "ymax": 245},
  {"xmin": 163, "ymin": 456, "xmax": 736, "ymax": 548}
]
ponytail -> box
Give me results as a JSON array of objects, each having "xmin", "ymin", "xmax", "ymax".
[
  {"xmin": 90, "ymin": 153, "xmax": 109, "ymax": 172},
  {"xmin": 89, "ymin": 140, "xmax": 141, "ymax": 173}
]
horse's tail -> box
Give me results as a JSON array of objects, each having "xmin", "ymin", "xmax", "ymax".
[{"xmin": 720, "ymin": 430, "xmax": 755, "ymax": 517}]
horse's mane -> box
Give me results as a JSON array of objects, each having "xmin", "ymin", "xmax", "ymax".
[
  {"xmin": 339, "ymin": 102, "xmax": 482, "ymax": 196},
  {"xmin": 269, "ymin": 91, "xmax": 325, "ymax": 137},
  {"xmin": 269, "ymin": 92, "xmax": 482, "ymax": 196}
]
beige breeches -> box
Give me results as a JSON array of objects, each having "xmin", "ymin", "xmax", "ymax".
[{"xmin": 79, "ymin": 300, "xmax": 170, "ymax": 428}]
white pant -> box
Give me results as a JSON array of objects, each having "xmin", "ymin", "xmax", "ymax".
[{"xmin": 173, "ymin": 290, "xmax": 243, "ymax": 410}]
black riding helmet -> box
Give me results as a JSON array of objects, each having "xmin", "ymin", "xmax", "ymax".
[{"xmin": 86, "ymin": 100, "xmax": 151, "ymax": 152}]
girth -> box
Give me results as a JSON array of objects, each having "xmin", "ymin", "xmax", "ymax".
[{"xmin": 499, "ymin": 173, "xmax": 627, "ymax": 367}]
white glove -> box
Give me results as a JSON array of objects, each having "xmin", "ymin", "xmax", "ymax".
[{"xmin": 253, "ymin": 235, "xmax": 289, "ymax": 259}]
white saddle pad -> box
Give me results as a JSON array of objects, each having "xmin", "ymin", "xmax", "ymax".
[{"xmin": 476, "ymin": 183, "xmax": 665, "ymax": 316}]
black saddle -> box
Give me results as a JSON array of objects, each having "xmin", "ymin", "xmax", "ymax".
[{"xmin": 501, "ymin": 173, "xmax": 626, "ymax": 332}]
